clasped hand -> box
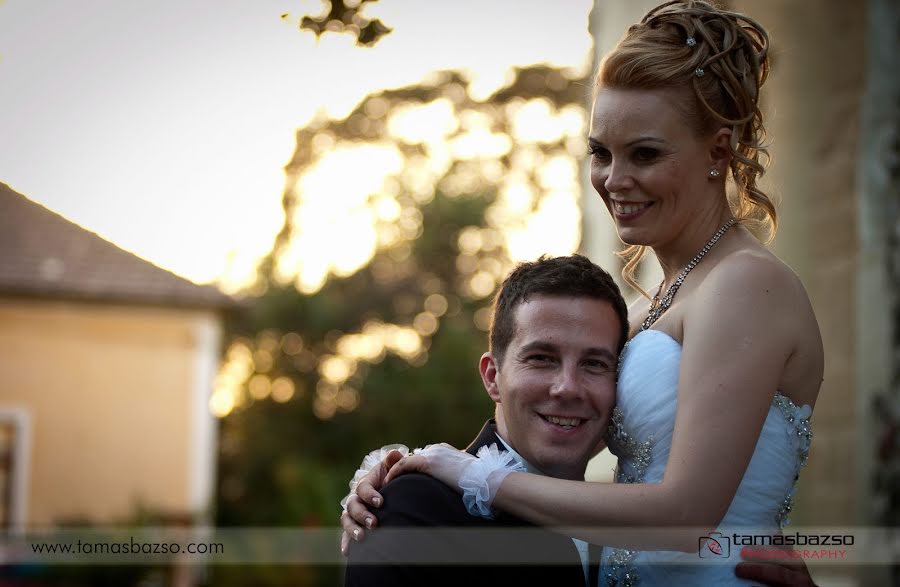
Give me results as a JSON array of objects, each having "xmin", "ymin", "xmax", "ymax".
[{"xmin": 339, "ymin": 443, "xmax": 475, "ymax": 555}]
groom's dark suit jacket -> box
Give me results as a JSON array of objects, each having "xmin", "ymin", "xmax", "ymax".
[{"xmin": 344, "ymin": 420, "xmax": 599, "ymax": 587}]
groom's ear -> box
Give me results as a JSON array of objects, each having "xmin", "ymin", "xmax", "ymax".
[{"xmin": 479, "ymin": 352, "xmax": 502, "ymax": 403}]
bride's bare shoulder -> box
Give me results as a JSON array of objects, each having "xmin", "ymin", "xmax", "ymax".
[{"xmin": 709, "ymin": 247, "xmax": 808, "ymax": 300}]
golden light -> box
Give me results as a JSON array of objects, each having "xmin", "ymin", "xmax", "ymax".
[
  {"xmin": 227, "ymin": 340, "xmax": 253, "ymax": 362},
  {"xmin": 285, "ymin": 142, "xmax": 405, "ymax": 292},
  {"xmin": 450, "ymin": 128, "xmax": 513, "ymax": 160},
  {"xmin": 2, "ymin": 0, "xmax": 596, "ymax": 296},
  {"xmin": 331, "ymin": 208, "xmax": 378, "ymax": 276},
  {"xmin": 210, "ymin": 391, "xmax": 236, "ymax": 418},
  {"xmin": 456, "ymin": 253, "xmax": 478, "ymax": 274},
  {"xmin": 294, "ymin": 253, "xmax": 329, "ymax": 294},
  {"xmin": 281, "ymin": 332, "xmax": 304, "ymax": 355},
  {"xmin": 319, "ymin": 354, "xmax": 357, "ymax": 384},
  {"xmin": 398, "ymin": 207, "xmax": 424, "ymax": 239},
  {"xmin": 402, "ymin": 155, "xmax": 445, "ymax": 201},
  {"xmin": 424, "ymin": 293, "xmax": 448, "ymax": 317},
  {"xmin": 389, "ymin": 243, "xmax": 412, "ymax": 262},
  {"xmin": 469, "ymin": 270, "xmax": 496, "ymax": 299},
  {"xmin": 373, "ymin": 196, "xmax": 401, "ymax": 221},
  {"xmin": 387, "ymin": 99, "xmax": 458, "ymax": 144},
  {"xmin": 481, "ymin": 228, "xmax": 501, "ymax": 251},
  {"xmin": 252, "ymin": 349, "xmax": 274, "ymax": 373},
  {"xmin": 385, "ymin": 326, "xmax": 423, "ymax": 358},
  {"xmin": 271, "ymin": 377, "xmax": 296, "ymax": 403},
  {"xmin": 479, "ymin": 256, "xmax": 504, "ymax": 277},
  {"xmin": 413, "ymin": 311, "xmax": 438, "ymax": 336},
  {"xmin": 316, "ymin": 379, "xmax": 339, "ymax": 400},
  {"xmin": 409, "ymin": 351, "xmax": 429, "ymax": 368},
  {"xmin": 558, "ymin": 105, "xmax": 587, "ymax": 138},
  {"xmin": 510, "ymin": 190, "xmax": 582, "ymax": 262},
  {"xmin": 457, "ymin": 226, "xmax": 483, "ymax": 255},
  {"xmin": 336, "ymin": 387, "xmax": 360, "ymax": 412},
  {"xmin": 467, "ymin": 65, "xmax": 512, "ymax": 102},
  {"xmin": 377, "ymin": 223, "xmax": 402, "ymax": 247},
  {"xmin": 500, "ymin": 179, "xmax": 536, "ymax": 215},
  {"xmin": 510, "ymin": 98, "xmax": 578, "ymax": 144},
  {"xmin": 337, "ymin": 331, "xmax": 385, "ymax": 361},
  {"xmin": 538, "ymin": 155, "xmax": 578, "ymax": 191},
  {"xmin": 257, "ymin": 330, "xmax": 281, "ymax": 352},
  {"xmin": 223, "ymin": 342, "xmax": 254, "ymax": 382},
  {"xmin": 481, "ymin": 159, "xmax": 504, "ymax": 183},
  {"xmin": 313, "ymin": 396, "xmax": 337, "ymax": 420},
  {"xmin": 248, "ymin": 374, "xmax": 272, "ymax": 400}
]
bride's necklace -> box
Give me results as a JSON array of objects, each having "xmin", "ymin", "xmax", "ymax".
[{"xmin": 641, "ymin": 218, "xmax": 736, "ymax": 332}]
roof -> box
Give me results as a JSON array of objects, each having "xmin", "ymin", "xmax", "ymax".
[{"xmin": 0, "ymin": 182, "xmax": 239, "ymax": 309}]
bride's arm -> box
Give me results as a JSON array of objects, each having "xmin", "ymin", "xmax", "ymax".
[{"xmin": 474, "ymin": 257, "xmax": 799, "ymax": 550}]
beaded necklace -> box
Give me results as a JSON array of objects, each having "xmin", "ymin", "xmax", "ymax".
[{"xmin": 640, "ymin": 218, "xmax": 736, "ymax": 332}]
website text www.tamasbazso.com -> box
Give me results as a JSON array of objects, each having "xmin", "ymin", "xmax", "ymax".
[{"xmin": 31, "ymin": 537, "xmax": 224, "ymax": 556}]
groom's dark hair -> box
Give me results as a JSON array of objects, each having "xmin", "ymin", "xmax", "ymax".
[{"xmin": 489, "ymin": 254, "xmax": 628, "ymax": 364}]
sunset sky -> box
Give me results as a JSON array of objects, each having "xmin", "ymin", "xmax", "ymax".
[{"xmin": 0, "ymin": 0, "xmax": 593, "ymax": 290}]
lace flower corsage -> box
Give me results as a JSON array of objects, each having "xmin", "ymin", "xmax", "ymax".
[{"xmin": 459, "ymin": 443, "xmax": 526, "ymax": 519}]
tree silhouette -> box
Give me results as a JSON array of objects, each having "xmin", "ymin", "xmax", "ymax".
[{"xmin": 286, "ymin": 0, "xmax": 393, "ymax": 47}]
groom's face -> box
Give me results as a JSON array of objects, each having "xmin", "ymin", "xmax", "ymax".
[{"xmin": 480, "ymin": 294, "xmax": 619, "ymax": 480}]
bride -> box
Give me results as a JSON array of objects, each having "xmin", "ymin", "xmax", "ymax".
[{"xmin": 342, "ymin": 1, "xmax": 823, "ymax": 584}]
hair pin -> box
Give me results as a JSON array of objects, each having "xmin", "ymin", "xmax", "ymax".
[
  {"xmin": 695, "ymin": 67, "xmax": 705, "ymax": 77},
  {"xmin": 686, "ymin": 36, "xmax": 697, "ymax": 47}
]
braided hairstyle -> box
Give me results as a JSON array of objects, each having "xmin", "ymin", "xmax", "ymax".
[{"xmin": 597, "ymin": 0, "xmax": 774, "ymax": 296}]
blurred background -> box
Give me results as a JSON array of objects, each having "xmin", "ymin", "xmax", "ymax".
[{"xmin": 0, "ymin": 0, "xmax": 896, "ymax": 585}]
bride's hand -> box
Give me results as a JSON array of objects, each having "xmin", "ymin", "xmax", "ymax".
[
  {"xmin": 385, "ymin": 443, "xmax": 524, "ymax": 519},
  {"xmin": 339, "ymin": 447, "xmax": 405, "ymax": 556},
  {"xmin": 383, "ymin": 443, "xmax": 474, "ymax": 487}
]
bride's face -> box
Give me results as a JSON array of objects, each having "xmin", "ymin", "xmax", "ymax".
[
  {"xmin": 588, "ymin": 85, "xmax": 721, "ymax": 248},
  {"xmin": 483, "ymin": 295, "xmax": 619, "ymax": 480}
]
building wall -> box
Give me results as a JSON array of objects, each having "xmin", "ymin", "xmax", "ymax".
[
  {"xmin": 0, "ymin": 298, "xmax": 219, "ymax": 526},
  {"xmin": 732, "ymin": 0, "xmax": 865, "ymax": 527}
]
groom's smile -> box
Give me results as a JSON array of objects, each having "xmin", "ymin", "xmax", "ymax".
[{"xmin": 481, "ymin": 295, "xmax": 621, "ymax": 480}]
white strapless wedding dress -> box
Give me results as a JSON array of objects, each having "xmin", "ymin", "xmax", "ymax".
[{"xmin": 601, "ymin": 329, "xmax": 813, "ymax": 587}]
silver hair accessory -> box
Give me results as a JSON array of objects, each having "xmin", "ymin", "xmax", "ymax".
[
  {"xmin": 686, "ymin": 36, "xmax": 697, "ymax": 47},
  {"xmin": 709, "ymin": 168, "xmax": 721, "ymax": 178},
  {"xmin": 695, "ymin": 67, "xmax": 705, "ymax": 77}
]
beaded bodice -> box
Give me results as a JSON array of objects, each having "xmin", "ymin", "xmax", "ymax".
[{"xmin": 602, "ymin": 329, "xmax": 813, "ymax": 587}]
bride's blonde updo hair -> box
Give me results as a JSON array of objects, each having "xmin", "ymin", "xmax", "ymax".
[{"xmin": 597, "ymin": 0, "xmax": 774, "ymax": 294}]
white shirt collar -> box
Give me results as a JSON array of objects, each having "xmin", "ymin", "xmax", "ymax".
[{"xmin": 494, "ymin": 432, "xmax": 547, "ymax": 476}]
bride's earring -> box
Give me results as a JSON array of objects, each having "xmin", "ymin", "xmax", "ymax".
[{"xmin": 708, "ymin": 168, "xmax": 721, "ymax": 178}]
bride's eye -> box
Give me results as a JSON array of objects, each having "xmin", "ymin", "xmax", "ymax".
[
  {"xmin": 634, "ymin": 147, "xmax": 659, "ymax": 163},
  {"xmin": 588, "ymin": 146, "xmax": 611, "ymax": 162}
]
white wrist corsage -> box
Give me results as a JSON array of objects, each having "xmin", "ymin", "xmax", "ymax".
[{"xmin": 459, "ymin": 443, "xmax": 526, "ymax": 519}]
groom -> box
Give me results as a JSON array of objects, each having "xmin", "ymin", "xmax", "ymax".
[
  {"xmin": 343, "ymin": 254, "xmax": 623, "ymax": 586},
  {"xmin": 342, "ymin": 255, "xmax": 816, "ymax": 587}
]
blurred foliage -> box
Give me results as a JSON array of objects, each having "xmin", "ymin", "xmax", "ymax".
[
  {"xmin": 287, "ymin": 0, "xmax": 392, "ymax": 47},
  {"xmin": 211, "ymin": 62, "xmax": 587, "ymax": 586}
]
